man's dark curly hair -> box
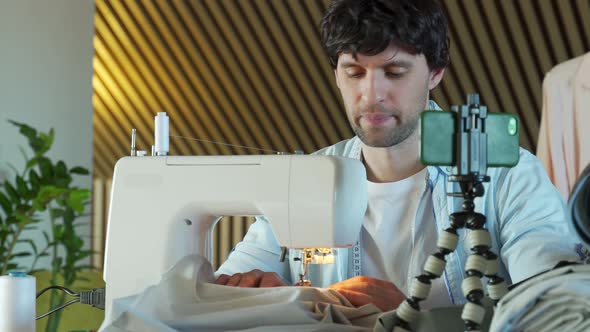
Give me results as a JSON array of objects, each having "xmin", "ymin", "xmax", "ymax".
[{"xmin": 320, "ymin": 0, "xmax": 450, "ymax": 70}]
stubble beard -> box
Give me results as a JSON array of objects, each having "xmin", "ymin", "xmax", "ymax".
[{"xmin": 351, "ymin": 105, "xmax": 422, "ymax": 148}]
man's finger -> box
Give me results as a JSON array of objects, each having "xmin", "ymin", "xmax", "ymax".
[
  {"xmin": 259, "ymin": 273, "xmax": 286, "ymax": 287},
  {"xmin": 334, "ymin": 289, "xmax": 374, "ymax": 307},
  {"xmin": 215, "ymin": 274, "xmax": 231, "ymax": 285},
  {"xmin": 329, "ymin": 276, "xmax": 395, "ymax": 291},
  {"xmin": 237, "ymin": 270, "xmax": 263, "ymax": 287},
  {"xmin": 225, "ymin": 273, "xmax": 243, "ymax": 287}
]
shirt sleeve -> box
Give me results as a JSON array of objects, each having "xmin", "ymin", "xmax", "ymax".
[
  {"xmin": 495, "ymin": 149, "xmax": 581, "ymax": 284},
  {"xmin": 215, "ymin": 216, "xmax": 293, "ymax": 284}
]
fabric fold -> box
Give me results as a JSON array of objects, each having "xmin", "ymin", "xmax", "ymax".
[
  {"xmin": 101, "ymin": 255, "xmax": 382, "ymax": 332},
  {"xmin": 490, "ymin": 264, "xmax": 590, "ymax": 332}
]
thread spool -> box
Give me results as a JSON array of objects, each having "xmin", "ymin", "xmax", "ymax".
[
  {"xmin": 154, "ymin": 112, "xmax": 169, "ymax": 156},
  {"xmin": 0, "ymin": 272, "xmax": 36, "ymax": 332}
]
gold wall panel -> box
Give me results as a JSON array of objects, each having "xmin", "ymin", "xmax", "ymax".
[{"xmin": 91, "ymin": 0, "xmax": 590, "ymax": 268}]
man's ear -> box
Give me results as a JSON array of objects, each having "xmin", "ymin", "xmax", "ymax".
[
  {"xmin": 428, "ymin": 67, "xmax": 445, "ymax": 90},
  {"xmin": 334, "ymin": 69, "xmax": 341, "ymax": 90}
]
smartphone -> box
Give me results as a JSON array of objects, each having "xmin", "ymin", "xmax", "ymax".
[{"xmin": 420, "ymin": 110, "xmax": 520, "ymax": 168}]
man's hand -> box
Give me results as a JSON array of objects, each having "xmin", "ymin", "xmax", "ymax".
[
  {"xmin": 328, "ymin": 276, "xmax": 405, "ymax": 312},
  {"xmin": 215, "ymin": 269, "xmax": 287, "ymax": 287}
]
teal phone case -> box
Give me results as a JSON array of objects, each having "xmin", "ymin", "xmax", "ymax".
[{"xmin": 420, "ymin": 111, "xmax": 520, "ymax": 167}]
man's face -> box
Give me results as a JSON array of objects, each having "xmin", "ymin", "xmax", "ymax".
[{"xmin": 334, "ymin": 44, "xmax": 444, "ymax": 148}]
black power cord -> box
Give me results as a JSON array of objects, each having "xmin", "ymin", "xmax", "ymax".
[
  {"xmin": 569, "ymin": 163, "xmax": 590, "ymax": 246},
  {"xmin": 35, "ymin": 285, "xmax": 105, "ymax": 320}
]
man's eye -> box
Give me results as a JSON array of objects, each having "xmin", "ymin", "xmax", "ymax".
[
  {"xmin": 347, "ymin": 72, "xmax": 364, "ymax": 78},
  {"xmin": 386, "ymin": 72, "xmax": 404, "ymax": 78}
]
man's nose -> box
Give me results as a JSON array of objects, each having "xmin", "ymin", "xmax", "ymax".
[{"xmin": 361, "ymin": 74, "xmax": 386, "ymax": 105}]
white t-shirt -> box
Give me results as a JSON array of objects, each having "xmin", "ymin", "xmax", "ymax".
[{"xmin": 360, "ymin": 167, "xmax": 452, "ymax": 309}]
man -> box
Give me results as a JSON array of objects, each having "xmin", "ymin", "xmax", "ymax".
[{"xmin": 215, "ymin": 0, "xmax": 579, "ymax": 311}]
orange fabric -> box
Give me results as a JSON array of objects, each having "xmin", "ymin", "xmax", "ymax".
[{"xmin": 537, "ymin": 53, "xmax": 590, "ymax": 200}]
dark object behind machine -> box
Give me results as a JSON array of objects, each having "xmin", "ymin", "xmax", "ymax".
[{"xmin": 569, "ymin": 163, "xmax": 590, "ymax": 246}]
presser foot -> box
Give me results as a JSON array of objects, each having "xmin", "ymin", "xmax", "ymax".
[{"xmin": 294, "ymin": 277, "xmax": 311, "ymax": 287}]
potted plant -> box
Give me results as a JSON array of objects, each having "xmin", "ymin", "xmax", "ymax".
[{"xmin": 0, "ymin": 120, "xmax": 91, "ymax": 332}]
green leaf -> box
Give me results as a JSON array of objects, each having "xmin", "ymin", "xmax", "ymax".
[
  {"xmin": 50, "ymin": 208, "xmax": 64, "ymax": 219},
  {"xmin": 42, "ymin": 230, "xmax": 50, "ymax": 244},
  {"xmin": 4, "ymin": 215, "xmax": 18, "ymax": 225},
  {"xmin": 66, "ymin": 190, "xmax": 90, "ymax": 213},
  {"xmin": 8, "ymin": 120, "xmax": 37, "ymax": 142},
  {"xmin": 25, "ymin": 157, "xmax": 38, "ymax": 170},
  {"xmin": 53, "ymin": 224, "xmax": 64, "ymax": 241},
  {"xmin": 28, "ymin": 169, "xmax": 40, "ymax": 192},
  {"xmin": 14, "ymin": 206, "xmax": 33, "ymax": 224},
  {"xmin": 70, "ymin": 167, "xmax": 90, "ymax": 175},
  {"xmin": 37, "ymin": 157, "xmax": 54, "ymax": 181},
  {"xmin": 10, "ymin": 252, "xmax": 31, "ymax": 258},
  {"xmin": 0, "ymin": 191, "xmax": 12, "ymax": 215},
  {"xmin": 4, "ymin": 182, "xmax": 20, "ymax": 203},
  {"xmin": 15, "ymin": 175, "xmax": 29, "ymax": 198},
  {"xmin": 55, "ymin": 161, "xmax": 67, "ymax": 178},
  {"xmin": 36, "ymin": 129, "xmax": 54, "ymax": 156},
  {"xmin": 16, "ymin": 239, "xmax": 38, "ymax": 255},
  {"xmin": 31, "ymin": 186, "xmax": 67, "ymax": 211},
  {"xmin": 55, "ymin": 174, "xmax": 73, "ymax": 188}
]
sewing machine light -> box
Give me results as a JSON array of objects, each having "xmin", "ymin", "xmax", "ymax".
[{"xmin": 311, "ymin": 248, "xmax": 334, "ymax": 264}]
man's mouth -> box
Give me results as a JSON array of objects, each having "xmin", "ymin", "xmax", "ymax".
[{"xmin": 361, "ymin": 113, "xmax": 393, "ymax": 126}]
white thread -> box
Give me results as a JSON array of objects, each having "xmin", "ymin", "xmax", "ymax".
[
  {"xmin": 0, "ymin": 274, "xmax": 36, "ymax": 332},
  {"xmin": 467, "ymin": 229, "xmax": 491, "ymax": 249},
  {"xmin": 461, "ymin": 302, "xmax": 486, "ymax": 324},
  {"xmin": 461, "ymin": 276, "xmax": 483, "ymax": 296},
  {"xmin": 487, "ymin": 281, "xmax": 509, "ymax": 300},
  {"xmin": 465, "ymin": 254, "xmax": 487, "ymax": 273},
  {"xmin": 437, "ymin": 230, "xmax": 459, "ymax": 251},
  {"xmin": 397, "ymin": 300, "xmax": 420, "ymax": 323},
  {"xmin": 169, "ymin": 134, "xmax": 284, "ymax": 154},
  {"xmin": 485, "ymin": 256, "xmax": 499, "ymax": 275},
  {"xmin": 410, "ymin": 278, "xmax": 432, "ymax": 299},
  {"xmin": 424, "ymin": 255, "xmax": 446, "ymax": 277}
]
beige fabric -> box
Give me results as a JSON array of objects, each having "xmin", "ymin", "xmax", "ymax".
[
  {"xmin": 490, "ymin": 264, "xmax": 590, "ymax": 332},
  {"xmin": 537, "ymin": 52, "xmax": 590, "ymax": 200},
  {"xmin": 101, "ymin": 255, "xmax": 382, "ymax": 332}
]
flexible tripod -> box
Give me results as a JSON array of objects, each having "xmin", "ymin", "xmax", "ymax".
[{"xmin": 392, "ymin": 94, "xmax": 510, "ymax": 332}]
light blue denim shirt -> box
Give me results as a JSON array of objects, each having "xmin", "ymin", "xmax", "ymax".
[{"xmin": 217, "ymin": 101, "xmax": 581, "ymax": 305}]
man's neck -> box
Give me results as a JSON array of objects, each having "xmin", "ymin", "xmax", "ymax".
[{"xmin": 361, "ymin": 133, "xmax": 425, "ymax": 183}]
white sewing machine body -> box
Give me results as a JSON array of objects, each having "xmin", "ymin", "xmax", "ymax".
[{"xmin": 102, "ymin": 154, "xmax": 368, "ymax": 319}]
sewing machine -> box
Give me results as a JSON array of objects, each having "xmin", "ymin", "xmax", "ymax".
[{"xmin": 101, "ymin": 152, "xmax": 368, "ymax": 323}]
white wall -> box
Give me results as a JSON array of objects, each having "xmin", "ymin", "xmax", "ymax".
[{"xmin": 0, "ymin": 0, "xmax": 95, "ymax": 270}]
